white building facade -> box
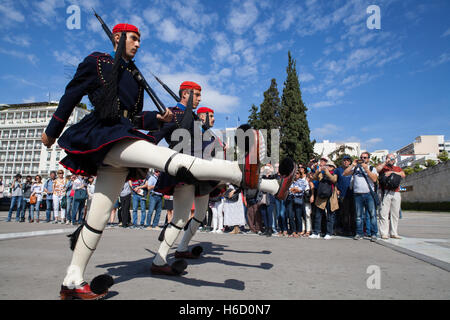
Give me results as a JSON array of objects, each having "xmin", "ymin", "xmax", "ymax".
[
  {"xmin": 314, "ymin": 140, "xmax": 361, "ymax": 160},
  {"xmin": 0, "ymin": 102, "xmax": 90, "ymax": 186}
]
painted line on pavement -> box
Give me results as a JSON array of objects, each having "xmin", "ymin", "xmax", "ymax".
[{"xmin": 0, "ymin": 228, "xmax": 77, "ymax": 240}]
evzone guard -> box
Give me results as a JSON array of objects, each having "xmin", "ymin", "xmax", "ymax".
[
  {"xmin": 149, "ymin": 82, "xmax": 297, "ymax": 275},
  {"xmin": 42, "ymin": 22, "xmax": 296, "ymax": 299}
]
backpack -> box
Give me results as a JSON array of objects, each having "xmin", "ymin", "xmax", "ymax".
[
  {"xmin": 379, "ymin": 172, "xmax": 402, "ymax": 191},
  {"xmin": 317, "ymin": 175, "xmax": 333, "ymax": 198}
]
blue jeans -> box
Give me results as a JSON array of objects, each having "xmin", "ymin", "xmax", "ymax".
[
  {"xmin": 313, "ymin": 203, "xmax": 335, "ymax": 235},
  {"xmin": 275, "ymin": 198, "xmax": 287, "ymax": 232},
  {"xmin": 259, "ymin": 203, "xmax": 274, "ymax": 233},
  {"xmin": 45, "ymin": 196, "xmax": 53, "ymax": 221},
  {"xmin": 146, "ymin": 193, "xmax": 163, "ymax": 227},
  {"xmin": 132, "ymin": 194, "xmax": 147, "ymax": 226},
  {"xmin": 66, "ymin": 196, "xmax": 73, "ymax": 222},
  {"xmin": 30, "ymin": 200, "xmax": 41, "ymax": 221},
  {"xmin": 71, "ymin": 199, "xmax": 85, "ymax": 224},
  {"xmin": 7, "ymin": 196, "xmax": 22, "ymax": 221},
  {"xmin": 286, "ymin": 198, "xmax": 304, "ymax": 233},
  {"xmin": 354, "ymin": 193, "xmax": 378, "ymax": 236},
  {"xmin": 21, "ymin": 198, "xmax": 31, "ymax": 220},
  {"xmin": 268, "ymin": 194, "xmax": 277, "ymax": 232}
]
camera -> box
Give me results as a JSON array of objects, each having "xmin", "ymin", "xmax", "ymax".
[{"xmin": 357, "ymin": 159, "xmax": 364, "ymax": 164}]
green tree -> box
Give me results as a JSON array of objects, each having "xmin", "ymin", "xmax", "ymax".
[
  {"xmin": 425, "ymin": 159, "xmax": 437, "ymax": 167},
  {"xmin": 259, "ymin": 79, "xmax": 282, "ymax": 156},
  {"xmin": 280, "ymin": 51, "xmax": 314, "ymax": 164},
  {"xmin": 247, "ymin": 104, "xmax": 261, "ymax": 129},
  {"xmin": 404, "ymin": 167, "xmax": 414, "ymax": 175},
  {"xmin": 438, "ymin": 150, "xmax": 449, "ymax": 162},
  {"xmin": 413, "ymin": 163, "xmax": 423, "ymax": 173}
]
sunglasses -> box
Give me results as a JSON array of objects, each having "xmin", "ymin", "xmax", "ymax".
[{"xmin": 360, "ymin": 157, "xmax": 368, "ymax": 159}]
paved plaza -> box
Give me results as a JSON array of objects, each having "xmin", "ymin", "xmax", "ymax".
[{"xmin": 0, "ymin": 210, "xmax": 449, "ymax": 300}]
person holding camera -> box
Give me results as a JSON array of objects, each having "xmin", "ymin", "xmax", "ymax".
[
  {"xmin": 376, "ymin": 154, "xmax": 405, "ymax": 240},
  {"xmin": 343, "ymin": 152, "xmax": 379, "ymax": 241},
  {"xmin": 309, "ymin": 161, "xmax": 338, "ymax": 239},
  {"xmin": 334, "ymin": 155, "xmax": 355, "ymax": 236}
]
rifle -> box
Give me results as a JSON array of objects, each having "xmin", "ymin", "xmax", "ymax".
[
  {"xmin": 93, "ymin": 9, "xmax": 166, "ymax": 115},
  {"xmin": 93, "ymin": 10, "xmax": 226, "ymax": 151}
]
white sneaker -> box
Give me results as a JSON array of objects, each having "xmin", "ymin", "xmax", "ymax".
[
  {"xmin": 309, "ymin": 234, "xmax": 320, "ymax": 239},
  {"xmin": 324, "ymin": 234, "xmax": 332, "ymax": 240},
  {"xmin": 216, "ymin": 230, "xmax": 223, "ymax": 234}
]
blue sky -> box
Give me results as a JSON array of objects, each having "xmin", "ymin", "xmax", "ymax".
[{"xmin": 0, "ymin": 0, "xmax": 449, "ymax": 154}]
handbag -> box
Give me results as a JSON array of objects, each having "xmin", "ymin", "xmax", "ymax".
[
  {"xmin": 30, "ymin": 195, "xmax": 37, "ymax": 205},
  {"xmin": 74, "ymin": 188, "xmax": 88, "ymax": 201},
  {"xmin": 60, "ymin": 196, "xmax": 67, "ymax": 209},
  {"xmin": 293, "ymin": 196, "xmax": 303, "ymax": 205}
]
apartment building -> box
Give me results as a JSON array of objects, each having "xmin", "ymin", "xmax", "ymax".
[{"xmin": 0, "ymin": 102, "xmax": 90, "ymax": 186}]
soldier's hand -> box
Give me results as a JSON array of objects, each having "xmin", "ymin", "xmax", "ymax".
[
  {"xmin": 157, "ymin": 109, "xmax": 173, "ymax": 123},
  {"xmin": 41, "ymin": 132, "xmax": 55, "ymax": 148}
]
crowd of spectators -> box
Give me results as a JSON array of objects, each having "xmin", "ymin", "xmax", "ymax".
[
  {"xmin": 3, "ymin": 170, "xmax": 94, "ymax": 225},
  {"xmin": 1, "ymin": 153, "xmax": 404, "ymax": 241}
]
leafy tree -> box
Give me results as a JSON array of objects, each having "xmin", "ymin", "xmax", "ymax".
[
  {"xmin": 259, "ymin": 79, "xmax": 282, "ymax": 156},
  {"xmin": 404, "ymin": 167, "xmax": 414, "ymax": 176},
  {"xmin": 247, "ymin": 104, "xmax": 261, "ymax": 129},
  {"xmin": 413, "ymin": 163, "xmax": 423, "ymax": 173},
  {"xmin": 425, "ymin": 159, "xmax": 437, "ymax": 167},
  {"xmin": 280, "ymin": 51, "xmax": 314, "ymax": 164},
  {"xmin": 438, "ymin": 150, "xmax": 449, "ymax": 162},
  {"xmin": 370, "ymin": 156, "xmax": 383, "ymax": 167}
]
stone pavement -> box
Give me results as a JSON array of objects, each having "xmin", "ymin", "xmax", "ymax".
[{"xmin": 0, "ymin": 210, "xmax": 449, "ymax": 300}]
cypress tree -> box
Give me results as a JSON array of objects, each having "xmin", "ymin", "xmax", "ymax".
[
  {"xmin": 280, "ymin": 51, "xmax": 314, "ymax": 164},
  {"xmin": 259, "ymin": 79, "xmax": 282, "ymax": 156},
  {"xmin": 248, "ymin": 104, "xmax": 261, "ymax": 129}
]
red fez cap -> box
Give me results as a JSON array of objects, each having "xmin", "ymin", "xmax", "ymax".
[
  {"xmin": 197, "ymin": 107, "xmax": 214, "ymax": 114},
  {"xmin": 112, "ymin": 23, "xmax": 140, "ymax": 36},
  {"xmin": 179, "ymin": 81, "xmax": 201, "ymax": 91}
]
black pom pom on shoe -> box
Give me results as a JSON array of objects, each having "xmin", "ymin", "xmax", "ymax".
[
  {"xmin": 90, "ymin": 274, "xmax": 114, "ymax": 294},
  {"xmin": 192, "ymin": 245, "xmax": 203, "ymax": 257},
  {"xmin": 171, "ymin": 259, "xmax": 188, "ymax": 275}
]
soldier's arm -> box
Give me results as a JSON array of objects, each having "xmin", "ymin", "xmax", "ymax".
[{"xmin": 43, "ymin": 55, "xmax": 98, "ymax": 145}]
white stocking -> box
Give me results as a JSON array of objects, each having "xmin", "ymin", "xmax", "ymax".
[
  {"xmin": 176, "ymin": 194, "xmax": 209, "ymax": 253},
  {"xmin": 63, "ymin": 166, "xmax": 128, "ymax": 287},
  {"xmin": 152, "ymin": 184, "xmax": 195, "ymax": 266},
  {"xmin": 103, "ymin": 139, "xmax": 242, "ymax": 185}
]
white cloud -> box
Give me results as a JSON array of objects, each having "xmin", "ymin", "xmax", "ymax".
[
  {"xmin": 299, "ymin": 72, "xmax": 315, "ymax": 83},
  {"xmin": 311, "ymin": 123, "xmax": 341, "ymax": 139},
  {"xmin": 253, "ymin": 17, "xmax": 275, "ymax": 45},
  {"xmin": 310, "ymin": 100, "xmax": 335, "ymax": 108},
  {"xmin": 155, "ymin": 19, "xmax": 204, "ymax": 50},
  {"xmin": 326, "ymin": 88, "xmax": 344, "ymax": 99},
  {"xmin": 425, "ymin": 52, "xmax": 450, "ymax": 68},
  {"xmin": 0, "ymin": 48, "xmax": 38, "ymax": 65},
  {"xmin": 442, "ymin": 28, "xmax": 450, "ymax": 37},
  {"xmin": 0, "ymin": 1, "xmax": 25, "ymax": 23},
  {"xmin": 227, "ymin": 0, "xmax": 259, "ymax": 35},
  {"xmin": 3, "ymin": 35, "xmax": 30, "ymax": 47},
  {"xmin": 153, "ymin": 72, "xmax": 240, "ymax": 114}
]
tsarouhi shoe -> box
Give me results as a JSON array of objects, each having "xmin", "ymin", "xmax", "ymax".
[
  {"xmin": 60, "ymin": 282, "xmax": 107, "ymax": 300},
  {"xmin": 174, "ymin": 245, "xmax": 203, "ymax": 259}
]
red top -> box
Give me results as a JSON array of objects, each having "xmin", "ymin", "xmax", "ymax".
[
  {"xmin": 112, "ymin": 23, "xmax": 140, "ymax": 36},
  {"xmin": 380, "ymin": 165, "xmax": 403, "ymax": 192},
  {"xmin": 179, "ymin": 81, "xmax": 201, "ymax": 91},
  {"xmin": 197, "ymin": 107, "xmax": 214, "ymax": 114}
]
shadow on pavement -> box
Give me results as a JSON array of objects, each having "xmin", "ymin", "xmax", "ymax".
[{"xmin": 95, "ymin": 242, "xmax": 273, "ymax": 296}]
